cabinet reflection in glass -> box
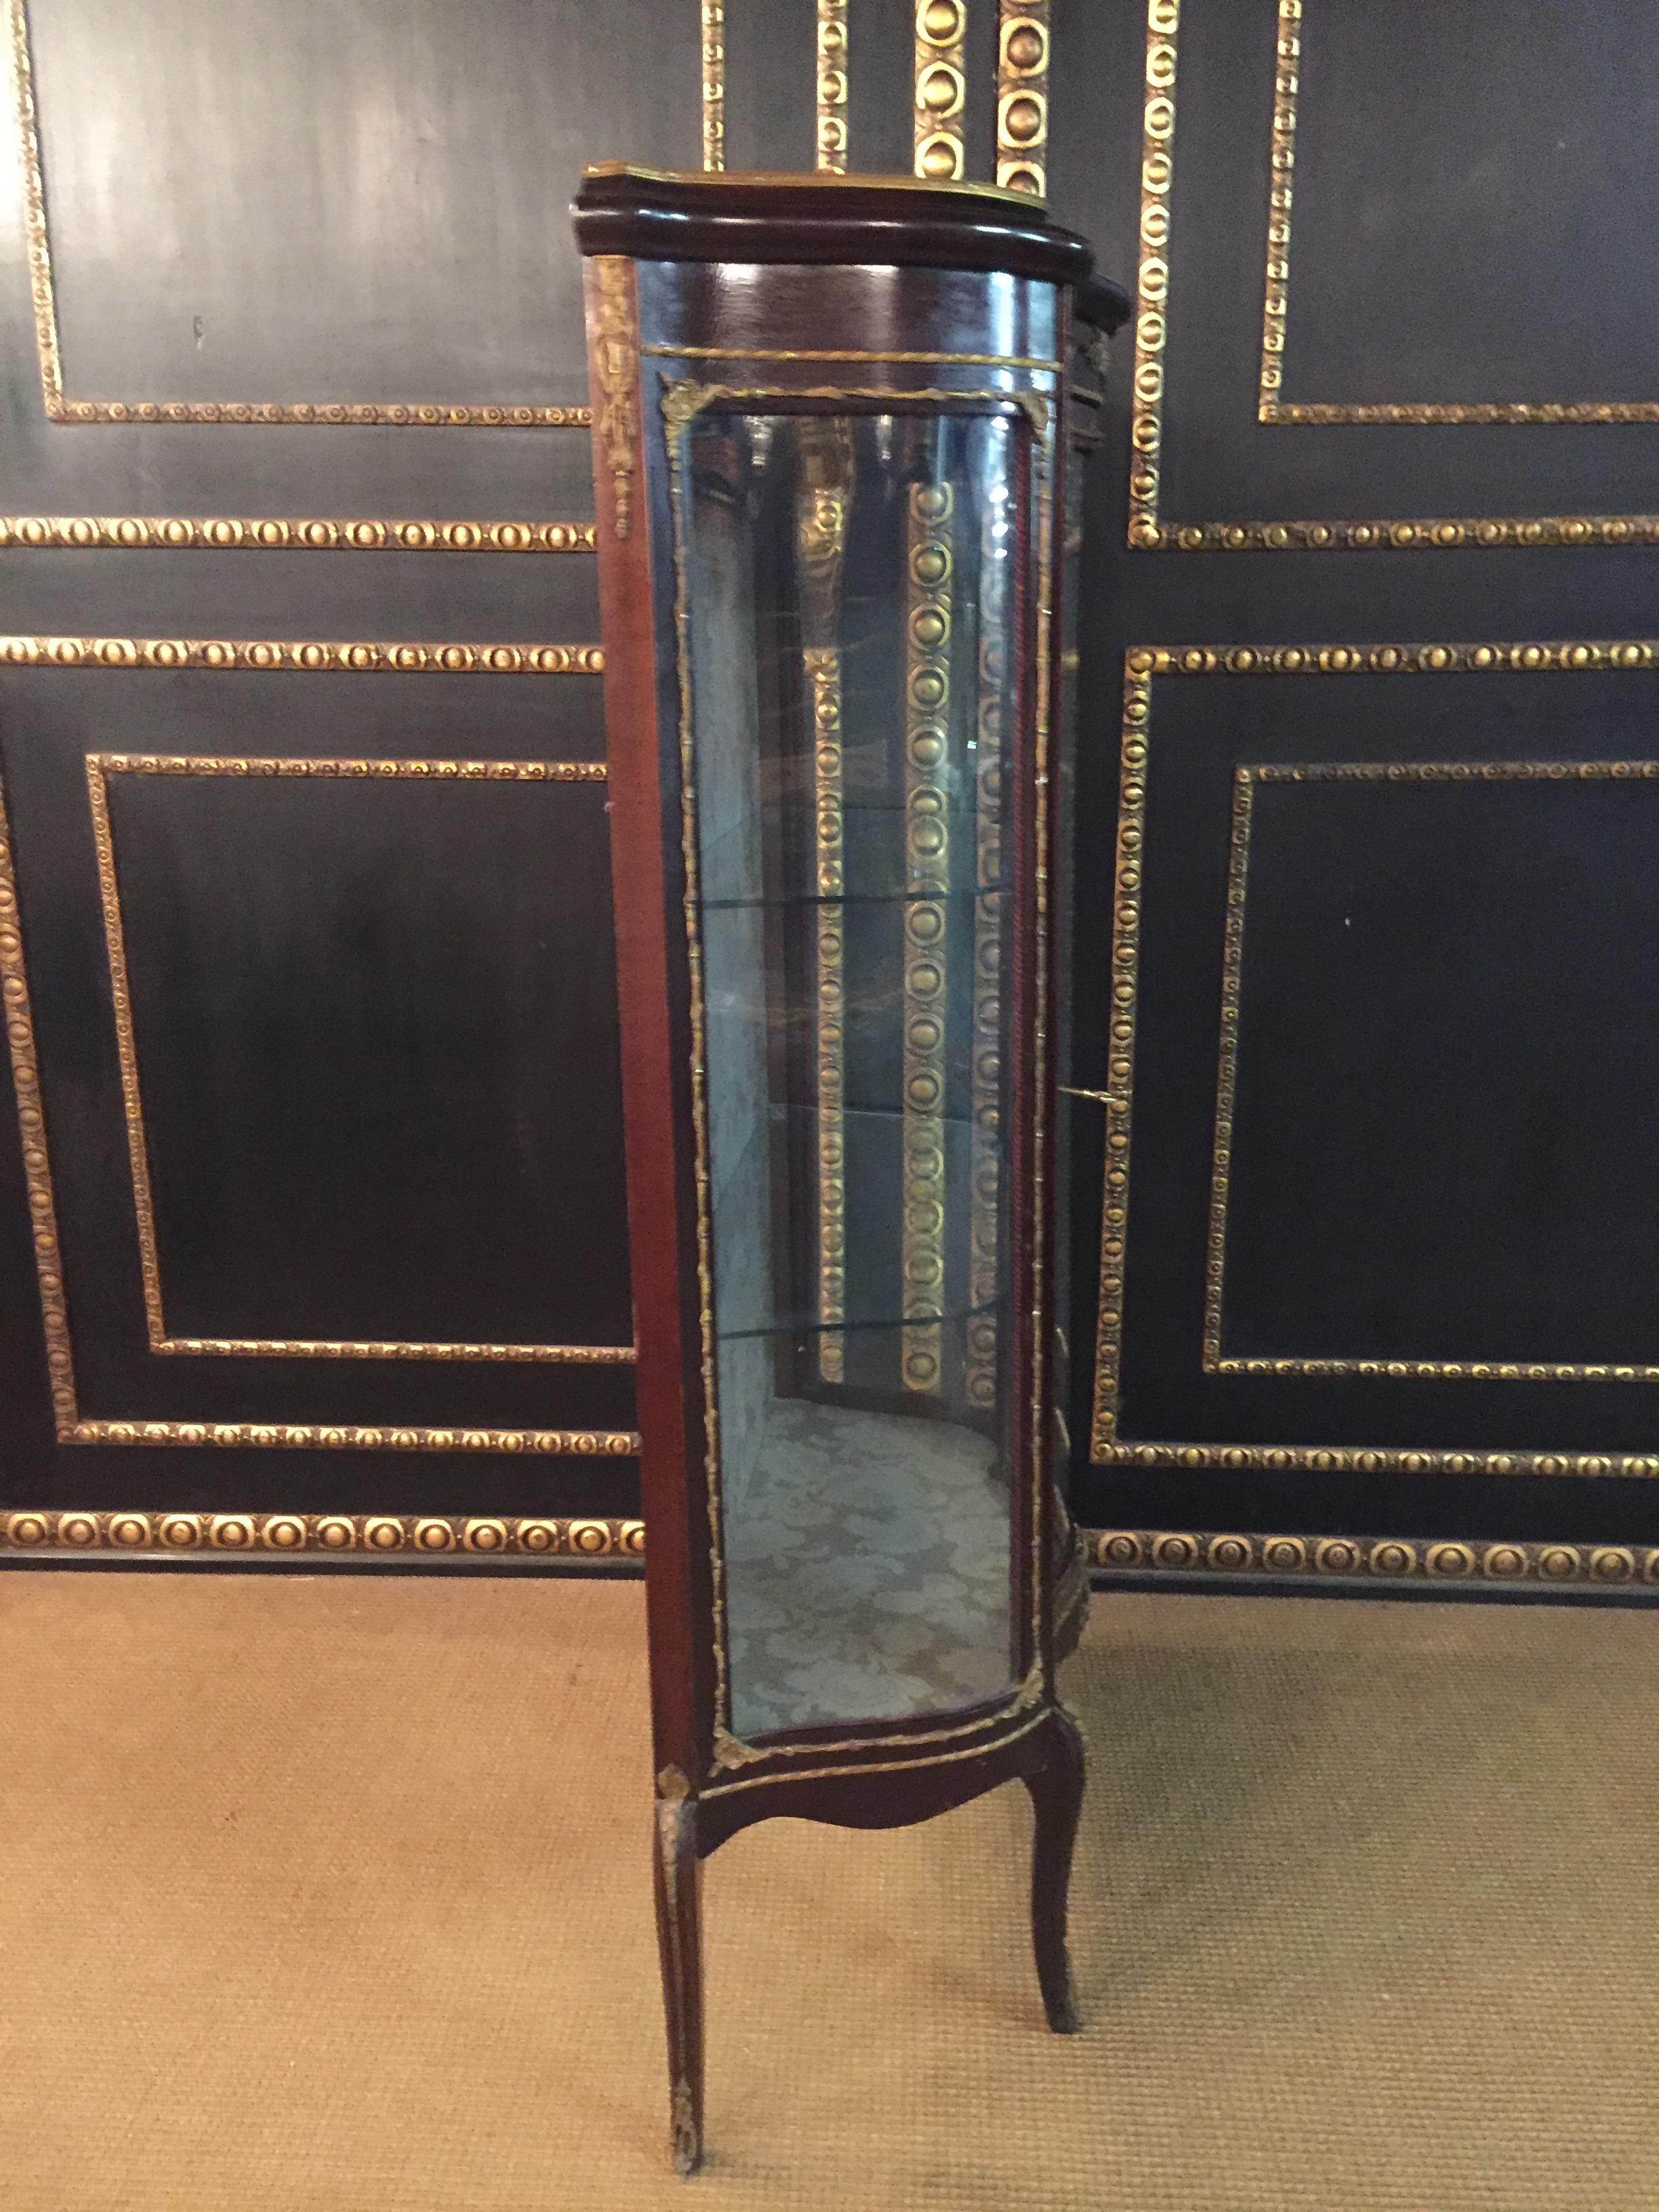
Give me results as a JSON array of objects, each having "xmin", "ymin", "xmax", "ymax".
[{"xmin": 672, "ymin": 403, "xmax": 1031, "ymax": 1742}]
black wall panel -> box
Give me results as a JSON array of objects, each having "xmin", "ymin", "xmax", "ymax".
[{"xmin": 6, "ymin": 0, "xmax": 1659, "ymax": 1593}]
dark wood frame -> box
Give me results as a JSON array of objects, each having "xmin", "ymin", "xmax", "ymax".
[{"xmin": 577, "ymin": 167, "xmax": 1126, "ymax": 2175}]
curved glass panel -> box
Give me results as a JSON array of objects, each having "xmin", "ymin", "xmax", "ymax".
[{"xmin": 675, "ymin": 401, "xmax": 1028, "ymax": 1740}]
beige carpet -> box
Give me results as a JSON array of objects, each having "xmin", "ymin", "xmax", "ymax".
[{"xmin": 1, "ymin": 1572, "xmax": 1654, "ymax": 2211}]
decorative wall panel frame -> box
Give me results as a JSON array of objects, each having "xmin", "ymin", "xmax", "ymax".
[
  {"xmin": 1258, "ymin": 0, "xmax": 1659, "ymax": 428},
  {"xmin": 1204, "ymin": 758, "xmax": 1659, "ymax": 1385},
  {"xmin": 1090, "ymin": 636, "xmax": 1659, "ymax": 1479},
  {"xmin": 85, "ymin": 750, "xmax": 632, "ymax": 1368},
  {"xmin": 1128, "ymin": 0, "xmax": 1659, "ymax": 551},
  {"xmin": 7, "ymin": 0, "xmax": 590, "ymax": 431},
  {"xmin": 0, "ymin": 634, "xmax": 638, "ymax": 1455}
]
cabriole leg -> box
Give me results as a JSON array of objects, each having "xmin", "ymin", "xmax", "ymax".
[
  {"xmin": 1024, "ymin": 1708, "xmax": 1084, "ymax": 2034},
  {"xmin": 653, "ymin": 1769, "xmax": 705, "ymax": 2173}
]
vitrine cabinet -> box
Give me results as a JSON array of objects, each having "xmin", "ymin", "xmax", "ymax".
[{"xmin": 576, "ymin": 165, "xmax": 1127, "ymax": 2172}]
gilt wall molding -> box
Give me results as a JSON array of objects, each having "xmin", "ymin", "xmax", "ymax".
[
  {"xmin": 1128, "ymin": 0, "xmax": 1659, "ymax": 550},
  {"xmin": 701, "ymin": 0, "xmax": 725, "ymax": 171},
  {"xmin": 914, "ymin": 0, "xmax": 967, "ymax": 182},
  {"xmin": 4, "ymin": 1509, "xmax": 1649, "ymax": 1593},
  {"xmin": 0, "ymin": 636, "xmax": 601, "ymax": 673},
  {"xmin": 1090, "ymin": 1528, "xmax": 1659, "ymax": 1591},
  {"xmin": 0, "ymin": 1509, "xmax": 642, "ymax": 1558},
  {"xmin": 996, "ymin": 2, "xmax": 1049, "ymax": 198},
  {"xmin": 0, "ymin": 516, "xmax": 596, "ymax": 553},
  {"xmin": 815, "ymin": 0, "xmax": 849, "ymax": 173}
]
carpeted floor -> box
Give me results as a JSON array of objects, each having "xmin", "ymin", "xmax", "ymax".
[{"xmin": 1, "ymin": 1572, "xmax": 1653, "ymax": 2211}]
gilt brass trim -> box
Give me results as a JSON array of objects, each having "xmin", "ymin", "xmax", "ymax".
[
  {"xmin": 1128, "ymin": 0, "xmax": 1659, "ymax": 551},
  {"xmin": 703, "ymin": 1706, "xmax": 1051, "ymax": 1798},
  {"xmin": 659, "ymin": 382, "xmax": 1044, "ymax": 424},
  {"xmin": 147, "ymin": 1338, "xmax": 634, "ymax": 1363},
  {"xmin": 84, "ymin": 752, "xmax": 629, "ymax": 1369},
  {"xmin": 701, "ymin": 0, "xmax": 726, "ymax": 171},
  {"xmin": 1091, "ymin": 1528, "xmax": 1659, "ymax": 1588},
  {"xmin": 1259, "ymin": 0, "xmax": 1659, "ymax": 427},
  {"xmin": 5, "ymin": 0, "xmax": 588, "ymax": 430},
  {"xmin": 591, "ymin": 259, "xmax": 640, "ymax": 539},
  {"xmin": 1206, "ymin": 758, "xmax": 1659, "ymax": 1382},
  {"xmin": 0, "ymin": 516, "xmax": 596, "ymax": 552},
  {"xmin": 640, "ymin": 346, "xmax": 1062, "ymax": 372},
  {"xmin": 1092, "ymin": 638, "xmax": 1659, "ymax": 1475},
  {"xmin": 816, "ymin": 0, "xmax": 850, "ymax": 173},
  {"xmin": 901, "ymin": 476, "xmax": 954, "ymax": 1395},
  {"xmin": 914, "ymin": 0, "xmax": 967, "ymax": 182},
  {"xmin": 0, "ymin": 636, "xmax": 602, "ymax": 673},
  {"xmin": 996, "ymin": 2, "xmax": 1050, "ymax": 199},
  {"xmin": 1029, "ymin": 361, "xmax": 1058, "ymax": 1654},
  {"xmin": 663, "ymin": 382, "xmax": 732, "ymax": 1739},
  {"xmin": 1, "ymin": 1511, "xmax": 643, "ymax": 1557}
]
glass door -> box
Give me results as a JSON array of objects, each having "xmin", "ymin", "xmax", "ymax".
[{"xmin": 671, "ymin": 394, "xmax": 1037, "ymax": 1742}]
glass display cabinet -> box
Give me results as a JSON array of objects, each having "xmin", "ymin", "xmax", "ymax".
[{"xmin": 575, "ymin": 165, "xmax": 1127, "ymax": 2173}]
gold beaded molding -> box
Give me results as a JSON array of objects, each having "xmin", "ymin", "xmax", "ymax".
[
  {"xmin": 701, "ymin": 0, "xmax": 725, "ymax": 171},
  {"xmin": 1, "ymin": 1510, "xmax": 643, "ymax": 1559},
  {"xmin": 816, "ymin": 0, "xmax": 849, "ymax": 172},
  {"xmin": 1092, "ymin": 1529, "xmax": 1659, "ymax": 1590},
  {"xmin": 1092, "ymin": 637, "xmax": 1659, "ymax": 1477},
  {"xmin": 0, "ymin": 517, "xmax": 595, "ymax": 553},
  {"xmin": 914, "ymin": 0, "xmax": 967, "ymax": 182},
  {"xmin": 9, "ymin": 1509, "xmax": 1645, "ymax": 1587},
  {"xmin": 0, "ymin": 636, "xmax": 601, "ymax": 674},
  {"xmin": 996, "ymin": 2, "xmax": 1049, "ymax": 197},
  {"xmin": 7, "ymin": 0, "xmax": 588, "ymax": 430},
  {"xmin": 1129, "ymin": 0, "xmax": 1659, "ymax": 551}
]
